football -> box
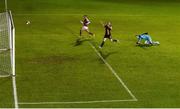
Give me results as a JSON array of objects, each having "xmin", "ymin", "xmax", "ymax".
[{"xmin": 26, "ymin": 20, "xmax": 31, "ymax": 25}]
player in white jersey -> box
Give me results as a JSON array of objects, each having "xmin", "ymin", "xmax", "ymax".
[{"xmin": 80, "ymin": 15, "xmax": 94, "ymax": 37}]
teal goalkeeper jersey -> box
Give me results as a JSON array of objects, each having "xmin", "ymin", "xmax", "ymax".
[{"xmin": 138, "ymin": 35, "xmax": 152, "ymax": 41}]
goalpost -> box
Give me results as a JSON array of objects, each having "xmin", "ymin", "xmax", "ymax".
[{"xmin": 0, "ymin": 10, "xmax": 15, "ymax": 77}]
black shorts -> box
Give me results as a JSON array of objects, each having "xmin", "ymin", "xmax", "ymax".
[{"xmin": 104, "ymin": 35, "xmax": 112, "ymax": 39}]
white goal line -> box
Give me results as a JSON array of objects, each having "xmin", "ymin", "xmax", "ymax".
[{"xmin": 19, "ymin": 99, "xmax": 136, "ymax": 105}]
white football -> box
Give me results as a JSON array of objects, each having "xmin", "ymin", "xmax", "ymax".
[{"xmin": 26, "ymin": 21, "xmax": 31, "ymax": 25}]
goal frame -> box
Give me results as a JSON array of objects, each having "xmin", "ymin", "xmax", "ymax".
[
  {"xmin": 8, "ymin": 10, "xmax": 15, "ymax": 76},
  {"xmin": 0, "ymin": 10, "xmax": 15, "ymax": 77}
]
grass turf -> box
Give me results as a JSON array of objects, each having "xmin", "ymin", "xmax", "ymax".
[{"xmin": 0, "ymin": 0, "xmax": 180, "ymax": 108}]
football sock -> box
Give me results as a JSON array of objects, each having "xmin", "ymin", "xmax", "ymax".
[
  {"xmin": 89, "ymin": 32, "xmax": 94, "ymax": 36},
  {"xmin": 100, "ymin": 41, "xmax": 105, "ymax": 47},
  {"xmin": 113, "ymin": 39, "xmax": 118, "ymax": 42},
  {"xmin": 80, "ymin": 30, "xmax": 82, "ymax": 36}
]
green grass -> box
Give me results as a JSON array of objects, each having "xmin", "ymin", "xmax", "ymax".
[{"xmin": 0, "ymin": 0, "xmax": 180, "ymax": 108}]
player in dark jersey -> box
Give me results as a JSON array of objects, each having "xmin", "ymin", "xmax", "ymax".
[
  {"xmin": 99, "ymin": 22, "xmax": 119, "ymax": 48},
  {"xmin": 80, "ymin": 15, "xmax": 94, "ymax": 37}
]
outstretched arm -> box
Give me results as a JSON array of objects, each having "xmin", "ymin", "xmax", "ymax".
[
  {"xmin": 100, "ymin": 21, "xmax": 105, "ymax": 27},
  {"xmin": 136, "ymin": 36, "xmax": 141, "ymax": 44},
  {"xmin": 87, "ymin": 20, "xmax": 91, "ymax": 25},
  {"xmin": 109, "ymin": 25, "xmax": 112, "ymax": 30},
  {"xmin": 80, "ymin": 20, "xmax": 83, "ymax": 24}
]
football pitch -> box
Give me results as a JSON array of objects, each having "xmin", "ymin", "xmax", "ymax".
[{"xmin": 0, "ymin": 0, "xmax": 180, "ymax": 108}]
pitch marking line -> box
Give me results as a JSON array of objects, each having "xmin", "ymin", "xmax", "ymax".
[
  {"xmin": 12, "ymin": 76, "xmax": 19, "ymax": 108},
  {"xmin": 14, "ymin": 13, "xmax": 178, "ymax": 17},
  {"xmin": 18, "ymin": 40, "xmax": 137, "ymax": 105},
  {"xmin": 19, "ymin": 99, "xmax": 136, "ymax": 105},
  {"xmin": 89, "ymin": 42, "xmax": 137, "ymax": 101}
]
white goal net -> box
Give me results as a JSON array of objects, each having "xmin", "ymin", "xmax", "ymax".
[{"xmin": 0, "ymin": 11, "xmax": 15, "ymax": 77}]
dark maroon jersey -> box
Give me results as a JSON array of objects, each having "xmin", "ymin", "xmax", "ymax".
[
  {"xmin": 104, "ymin": 25, "xmax": 112, "ymax": 36},
  {"xmin": 83, "ymin": 18, "xmax": 90, "ymax": 26}
]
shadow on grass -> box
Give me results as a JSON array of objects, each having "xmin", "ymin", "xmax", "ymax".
[
  {"xmin": 74, "ymin": 38, "xmax": 92, "ymax": 46},
  {"xmin": 88, "ymin": 41, "xmax": 118, "ymax": 64},
  {"xmin": 98, "ymin": 50, "xmax": 118, "ymax": 64},
  {"xmin": 136, "ymin": 44, "xmax": 153, "ymax": 49},
  {"xmin": 64, "ymin": 26, "xmax": 94, "ymax": 47},
  {"xmin": 28, "ymin": 55, "xmax": 76, "ymax": 65}
]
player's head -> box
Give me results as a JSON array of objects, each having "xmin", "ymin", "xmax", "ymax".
[
  {"xmin": 143, "ymin": 32, "xmax": 148, "ymax": 35},
  {"xmin": 107, "ymin": 22, "xmax": 111, "ymax": 25},
  {"xmin": 135, "ymin": 35, "xmax": 141, "ymax": 38},
  {"xmin": 106, "ymin": 22, "xmax": 111, "ymax": 26},
  {"xmin": 83, "ymin": 15, "xmax": 88, "ymax": 19}
]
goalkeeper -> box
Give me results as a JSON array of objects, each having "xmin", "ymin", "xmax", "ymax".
[{"xmin": 136, "ymin": 32, "xmax": 160, "ymax": 45}]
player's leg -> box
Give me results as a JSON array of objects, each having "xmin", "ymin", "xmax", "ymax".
[
  {"xmin": 85, "ymin": 28, "xmax": 94, "ymax": 36},
  {"xmin": 149, "ymin": 37, "xmax": 153, "ymax": 44},
  {"xmin": 80, "ymin": 26, "xmax": 85, "ymax": 36},
  {"xmin": 152, "ymin": 41, "xmax": 160, "ymax": 45},
  {"xmin": 99, "ymin": 38, "xmax": 107, "ymax": 48},
  {"xmin": 147, "ymin": 37, "xmax": 153, "ymax": 45},
  {"xmin": 87, "ymin": 30, "xmax": 94, "ymax": 36},
  {"xmin": 80, "ymin": 29, "xmax": 82, "ymax": 36},
  {"xmin": 111, "ymin": 39, "xmax": 119, "ymax": 42},
  {"xmin": 110, "ymin": 36, "xmax": 119, "ymax": 42},
  {"xmin": 89, "ymin": 32, "xmax": 94, "ymax": 36}
]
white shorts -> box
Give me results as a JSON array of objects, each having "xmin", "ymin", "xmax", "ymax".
[{"xmin": 81, "ymin": 26, "xmax": 89, "ymax": 31}]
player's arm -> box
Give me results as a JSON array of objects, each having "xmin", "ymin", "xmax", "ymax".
[
  {"xmin": 80, "ymin": 20, "xmax": 83, "ymax": 24},
  {"xmin": 136, "ymin": 36, "xmax": 141, "ymax": 44},
  {"xmin": 107, "ymin": 25, "xmax": 112, "ymax": 30},
  {"xmin": 86, "ymin": 19, "xmax": 91, "ymax": 25},
  {"xmin": 100, "ymin": 21, "xmax": 105, "ymax": 27},
  {"xmin": 109, "ymin": 25, "xmax": 112, "ymax": 30}
]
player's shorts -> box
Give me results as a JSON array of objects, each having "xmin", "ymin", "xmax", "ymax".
[
  {"xmin": 81, "ymin": 26, "xmax": 89, "ymax": 31},
  {"xmin": 104, "ymin": 35, "xmax": 112, "ymax": 39}
]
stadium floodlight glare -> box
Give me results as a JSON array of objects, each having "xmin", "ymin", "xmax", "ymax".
[{"xmin": 0, "ymin": 11, "xmax": 15, "ymax": 77}]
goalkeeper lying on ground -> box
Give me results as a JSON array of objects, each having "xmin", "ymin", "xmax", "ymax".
[{"xmin": 136, "ymin": 33, "xmax": 160, "ymax": 45}]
